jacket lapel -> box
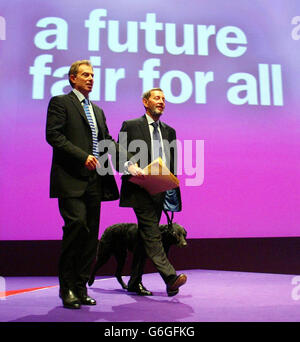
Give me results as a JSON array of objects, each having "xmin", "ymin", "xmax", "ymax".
[
  {"xmin": 68, "ymin": 91, "xmax": 90, "ymax": 127},
  {"xmin": 68, "ymin": 91, "xmax": 105, "ymax": 139},
  {"xmin": 160, "ymin": 121, "xmax": 171, "ymax": 168},
  {"xmin": 139, "ymin": 115, "xmax": 171, "ymax": 167},
  {"xmin": 140, "ymin": 115, "xmax": 151, "ymax": 145},
  {"xmin": 92, "ymin": 104, "xmax": 106, "ymax": 139},
  {"xmin": 160, "ymin": 121, "xmax": 169, "ymax": 141},
  {"xmin": 139, "ymin": 115, "xmax": 152, "ymax": 163}
]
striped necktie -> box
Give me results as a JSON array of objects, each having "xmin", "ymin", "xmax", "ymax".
[
  {"xmin": 83, "ymin": 98, "xmax": 99, "ymax": 159},
  {"xmin": 151, "ymin": 121, "xmax": 163, "ymax": 160}
]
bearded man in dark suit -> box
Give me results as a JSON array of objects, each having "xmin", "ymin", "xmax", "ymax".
[
  {"xmin": 118, "ymin": 88, "xmax": 187, "ymax": 297},
  {"xmin": 46, "ymin": 60, "xmax": 135, "ymax": 309}
]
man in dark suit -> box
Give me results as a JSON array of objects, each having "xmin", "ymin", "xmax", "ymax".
[
  {"xmin": 118, "ymin": 88, "xmax": 187, "ymax": 297},
  {"xmin": 46, "ymin": 60, "xmax": 134, "ymax": 309}
]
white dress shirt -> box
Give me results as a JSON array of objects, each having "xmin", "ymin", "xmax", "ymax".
[
  {"xmin": 145, "ymin": 113, "xmax": 166, "ymax": 164},
  {"xmin": 72, "ymin": 88, "xmax": 99, "ymax": 137}
]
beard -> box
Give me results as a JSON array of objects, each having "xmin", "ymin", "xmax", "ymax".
[{"xmin": 148, "ymin": 106, "xmax": 164, "ymax": 119}]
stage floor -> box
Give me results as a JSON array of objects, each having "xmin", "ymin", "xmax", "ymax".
[{"xmin": 1, "ymin": 269, "xmax": 300, "ymax": 322}]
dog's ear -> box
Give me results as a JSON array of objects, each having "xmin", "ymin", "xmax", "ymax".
[{"xmin": 174, "ymin": 224, "xmax": 187, "ymax": 238}]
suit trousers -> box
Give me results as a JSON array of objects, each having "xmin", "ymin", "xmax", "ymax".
[
  {"xmin": 128, "ymin": 193, "xmax": 177, "ymax": 288},
  {"xmin": 58, "ymin": 171, "xmax": 101, "ymax": 295}
]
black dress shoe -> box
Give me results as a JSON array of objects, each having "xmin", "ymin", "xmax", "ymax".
[
  {"xmin": 59, "ymin": 289, "xmax": 81, "ymax": 309},
  {"xmin": 127, "ymin": 283, "xmax": 153, "ymax": 296},
  {"xmin": 166, "ymin": 274, "xmax": 187, "ymax": 297},
  {"xmin": 78, "ymin": 294, "xmax": 97, "ymax": 305}
]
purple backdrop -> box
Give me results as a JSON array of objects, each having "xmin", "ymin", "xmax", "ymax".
[{"xmin": 1, "ymin": 0, "xmax": 300, "ymax": 240}]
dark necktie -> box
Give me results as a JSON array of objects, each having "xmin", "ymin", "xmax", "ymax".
[
  {"xmin": 151, "ymin": 121, "xmax": 163, "ymax": 160},
  {"xmin": 83, "ymin": 98, "xmax": 99, "ymax": 159}
]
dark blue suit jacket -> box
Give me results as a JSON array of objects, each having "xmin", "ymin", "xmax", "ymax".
[{"xmin": 46, "ymin": 91, "xmax": 119, "ymax": 201}]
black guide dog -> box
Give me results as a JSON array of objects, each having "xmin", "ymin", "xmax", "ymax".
[{"xmin": 88, "ymin": 222, "xmax": 187, "ymax": 289}]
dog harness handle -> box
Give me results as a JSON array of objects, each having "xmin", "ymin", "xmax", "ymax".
[{"xmin": 163, "ymin": 210, "xmax": 174, "ymax": 229}]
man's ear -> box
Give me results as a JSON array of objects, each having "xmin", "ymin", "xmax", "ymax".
[
  {"xmin": 142, "ymin": 98, "xmax": 148, "ymax": 109},
  {"xmin": 69, "ymin": 74, "xmax": 76, "ymax": 85}
]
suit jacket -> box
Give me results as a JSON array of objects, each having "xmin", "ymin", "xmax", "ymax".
[
  {"xmin": 46, "ymin": 91, "xmax": 119, "ymax": 201},
  {"xmin": 118, "ymin": 114, "xmax": 182, "ymax": 210}
]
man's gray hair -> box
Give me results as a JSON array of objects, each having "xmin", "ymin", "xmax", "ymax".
[{"xmin": 142, "ymin": 88, "xmax": 164, "ymax": 100}]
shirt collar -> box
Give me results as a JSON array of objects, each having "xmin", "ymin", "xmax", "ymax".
[
  {"xmin": 72, "ymin": 88, "xmax": 88, "ymax": 104},
  {"xmin": 145, "ymin": 113, "xmax": 160, "ymax": 127}
]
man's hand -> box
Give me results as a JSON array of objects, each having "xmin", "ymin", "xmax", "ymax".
[
  {"xmin": 128, "ymin": 164, "xmax": 145, "ymax": 177},
  {"xmin": 85, "ymin": 155, "xmax": 99, "ymax": 170}
]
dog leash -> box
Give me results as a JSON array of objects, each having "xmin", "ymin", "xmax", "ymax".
[{"xmin": 163, "ymin": 209, "xmax": 174, "ymax": 229}]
